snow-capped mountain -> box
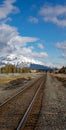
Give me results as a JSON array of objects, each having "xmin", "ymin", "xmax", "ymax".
[
  {"xmin": 0, "ymin": 54, "xmax": 30, "ymax": 68},
  {"xmin": 0, "ymin": 54, "xmax": 57, "ymax": 70}
]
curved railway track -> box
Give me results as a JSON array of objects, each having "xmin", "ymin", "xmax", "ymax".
[{"xmin": 0, "ymin": 74, "xmax": 46, "ymax": 130}]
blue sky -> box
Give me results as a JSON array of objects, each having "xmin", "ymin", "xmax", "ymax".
[{"xmin": 0, "ymin": 0, "xmax": 66, "ymax": 68}]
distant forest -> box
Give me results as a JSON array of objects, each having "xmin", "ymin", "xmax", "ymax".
[
  {"xmin": 0, "ymin": 64, "xmax": 31, "ymax": 73},
  {"xmin": 59, "ymin": 66, "xmax": 66, "ymax": 74},
  {"xmin": 0, "ymin": 64, "xmax": 66, "ymax": 74}
]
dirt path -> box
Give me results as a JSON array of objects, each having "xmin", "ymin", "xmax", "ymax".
[{"xmin": 35, "ymin": 73, "xmax": 66, "ymax": 130}]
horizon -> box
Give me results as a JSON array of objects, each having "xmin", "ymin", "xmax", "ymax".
[{"xmin": 0, "ymin": 0, "xmax": 66, "ymax": 68}]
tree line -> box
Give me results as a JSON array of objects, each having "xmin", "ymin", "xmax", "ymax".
[
  {"xmin": 0, "ymin": 64, "xmax": 31, "ymax": 73},
  {"xmin": 59, "ymin": 66, "xmax": 66, "ymax": 74}
]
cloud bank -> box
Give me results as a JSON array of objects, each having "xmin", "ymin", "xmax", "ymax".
[
  {"xmin": 39, "ymin": 4, "xmax": 66, "ymax": 27},
  {"xmin": 0, "ymin": 23, "xmax": 48, "ymax": 62},
  {"xmin": 56, "ymin": 41, "xmax": 66, "ymax": 59},
  {"xmin": 0, "ymin": 0, "xmax": 19, "ymax": 19}
]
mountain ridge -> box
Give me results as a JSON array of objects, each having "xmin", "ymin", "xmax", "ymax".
[{"xmin": 0, "ymin": 54, "xmax": 57, "ymax": 70}]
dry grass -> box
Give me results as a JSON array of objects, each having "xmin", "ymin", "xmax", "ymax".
[
  {"xmin": 0, "ymin": 73, "xmax": 42, "ymax": 104},
  {"xmin": 0, "ymin": 75, "xmax": 25, "ymax": 84},
  {"xmin": 51, "ymin": 73, "xmax": 66, "ymax": 87},
  {"xmin": 0, "ymin": 73, "xmax": 39, "ymax": 85},
  {"xmin": 51, "ymin": 73, "xmax": 66, "ymax": 78},
  {"xmin": 0, "ymin": 75, "xmax": 28, "ymax": 83}
]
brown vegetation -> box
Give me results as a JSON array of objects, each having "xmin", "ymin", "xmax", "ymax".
[{"xmin": 51, "ymin": 73, "xmax": 66, "ymax": 88}]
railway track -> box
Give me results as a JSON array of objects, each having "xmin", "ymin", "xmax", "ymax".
[
  {"xmin": 0, "ymin": 74, "xmax": 46, "ymax": 130},
  {"xmin": 0, "ymin": 76, "xmax": 42, "ymax": 107},
  {"xmin": 16, "ymin": 81, "xmax": 44, "ymax": 130}
]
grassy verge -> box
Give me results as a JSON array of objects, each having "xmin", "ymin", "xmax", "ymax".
[
  {"xmin": 51, "ymin": 73, "xmax": 66, "ymax": 87},
  {"xmin": 0, "ymin": 73, "xmax": 39, "ymax": 85}
]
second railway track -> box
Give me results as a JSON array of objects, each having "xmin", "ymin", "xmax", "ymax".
[{"xmin": 0, "ymin": 74, "xmax": 46, "ymax": 130}]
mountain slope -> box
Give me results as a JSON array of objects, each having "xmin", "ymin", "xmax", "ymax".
[{"xmin": 0, "ymin": 54, "xmax": 57, "ymax": 70}]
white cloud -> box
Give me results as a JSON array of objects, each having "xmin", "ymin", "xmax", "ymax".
[
  {"xmin": 0, "ymin": 23, "xmax": 18, "ymax": 55},
  {"xmin": 0, "ymin": 0, "xmax": 19, "ymax": 19},
  {"xmin": 1, "ymin": 17, "xmax": 12, "ymax": 23},
  {"xmin": 1, "ymin": 53, "xmax": 48, "ymax": 67},
  {"xmin": 1, "ymin": 52, "xmax": 62, "ymax": 68},
  {"xmin": 28, "ymin": 16, "xmax": 38, "ymax": 23},
  {"xmin": 56, "ymin": 41, "xmax": 66, "ymax": 59},
  {"xmin": 38, "ymin": 43, "xmax": 44, "ymax": 49},
  {"xmin": 39, "ymin": 4, "xmax": 66, "ymax": 27},
  {"xmin": 0, "ymin": 22, "xmax": 48, "ymax": 65},
  {"xmin": 62, "ymin": 53, "xmax": 66, "ymax": 59},
  {"xmin": 19, "ymin": 47, "xmax": 48, "ymax": 59},
  {"xmin": 56, "ymin": 41, "xmax": 66, "ymax": 50},
  {"xmin": 0, "ymin": 23, "xmax": 48, "ymax": 63},
  {"xmin": 0, "ymin": 23, "xmax": 38, "ymax": 56},
  {"xmin": 8, "ymin": 36, "xmax": 38, "ymax": 48}
]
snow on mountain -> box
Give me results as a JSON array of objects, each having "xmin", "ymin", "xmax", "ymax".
[
  {"xmin": 0, "ymin": 54, "xmax": 58, "ymax": 69},
  {"xmin": 0, "ymin": 54, "xmax": 44, "ymax": 68}
]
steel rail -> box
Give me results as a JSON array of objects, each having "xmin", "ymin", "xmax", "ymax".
[
  {"xmin": 0, "ymin": 76, "xmax": 42, "ymax": 107},
  {"xmin": 16, "ymin": 81, "xmax": 44, "ymax": 130}
]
